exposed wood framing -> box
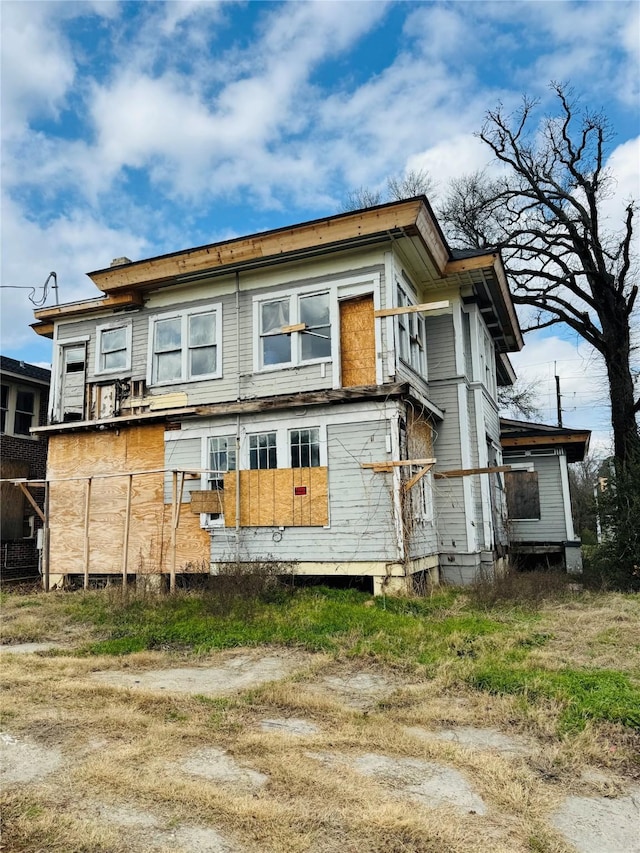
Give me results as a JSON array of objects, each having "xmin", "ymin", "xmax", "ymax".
[
  {"xmin": 501, "ymin": 434, "xmax": 590, "ymax": 449},
  {"xmin": 434, "ymin": 465, "xmax": 511, "ymax": 479},
  {"xmin": 121, "ymin": 474, "xmax": 133, "ymax": 590},
  {"xmin": 87, "ymin": 199, "xmax": 429, "ymax": 293},
  {"xmin": 281, "ymin": 322, "xmax": 306, "ymax": 333},
  {"xmin": 362, "ymin": 458, "xmax": 436, "ymax": 470},
  {"xmin": 33, "ymin": 290, "xmax": 143, "ymax": 322},
  {"xmin": 374, "ymin": 300, "xmax": 449, "ymax": 318},
  {"xmin": 83, "ymin": 478, "xmax": 92, "ymax": 590},
  {"xmin": 445, "ymin": 254, "xmax": 497, "ymax": 275},
  {"xmin": 16, "ymin": 482, "xmax": 46, "ymax": 523}
]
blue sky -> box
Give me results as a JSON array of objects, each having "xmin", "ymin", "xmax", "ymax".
[{"xmin": 1, "ymin": 0, "xmax": 638, "ymax": 452}]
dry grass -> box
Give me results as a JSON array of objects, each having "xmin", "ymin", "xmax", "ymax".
[{"xmin": 1, "ymin": 585, "xmax": 638, "ymax": 852}]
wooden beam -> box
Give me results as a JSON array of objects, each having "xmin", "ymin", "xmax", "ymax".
[
  {"xmin": 281, "ymin": 322, "xmax": 306, "ymax": 333},
  {"xmin": 121, "ymin": 474, "xmax": 133, "ymax": 590},
  {"xmin": 16, "ymin": 483, "xmax": 46, "ymax": 523},
  {"xmin": 33, "ymin": 290, "xmax": 143, "ymax": 321},
  {"xmin": 83, "ymin": 478, "xmax": 92, "ymax": 590},
  {"xmin": 403, "ymin": 463, "xmax": 434, "ymax": 493},
  {"xmin": 374, "ymin": 300, "xmax": 449, "ymax": 318},
  {"xmin": 31, "ymin": 321, "xmax": 54, "ymax": 338},
  {"xmin": 362, "ymin": 458, "xmax": 437, "ymax": 470},
  {"xmin": 88, "ymin": 199, "xmax": 427, "ymax": 293},
  {"xmin": 435, "ymin": 465, "xmax": 511, "ymax": 479},
  {"xmin": 501, "ymin": 434, "xmax": 590, "ymax": 448},
  {"xmin": 445, "ymin": 254, "xmax": 497, "ymax": 275}
]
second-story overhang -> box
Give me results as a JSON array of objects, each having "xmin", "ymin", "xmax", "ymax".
[{"xmin": 32, "ymin": 197, "xmax": 523, "ymax": 352}]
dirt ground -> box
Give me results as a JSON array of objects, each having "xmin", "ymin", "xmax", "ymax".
[{"xmin": 1, "ymin": 641, "xmax": 639, "ymax": 853}]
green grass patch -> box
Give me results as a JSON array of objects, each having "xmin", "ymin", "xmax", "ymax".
[{"xmin": 469, "ymin": 664, "xmax": 640, "ymax": 731}]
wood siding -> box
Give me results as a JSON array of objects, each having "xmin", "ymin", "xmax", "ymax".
[{"xmin": 503, "ymin": 453, "xmax": 567, "ymax": 542}]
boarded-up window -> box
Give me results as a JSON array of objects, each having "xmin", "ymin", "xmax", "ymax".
[
  {"xmin": 505, "ymin": 470, "xmax": 541, "ymax": 520},
  {"xmin": 223, "ymin": 468, "xmax": 328, "ymax": 527}
]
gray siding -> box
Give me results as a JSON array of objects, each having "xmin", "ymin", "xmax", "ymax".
[
  {"xmin": 208, "ymin": 418, "xmax": 400, "ymax": 564},
  {"xmin": 164, "ymin": 438, "xmax": 202, "ymax": 503},
  {"xmin": 504, "ymin": 453, "xmax": 567, "ymax": 543},
  {"xmin": 425, "ymin": 315, "xmax": 457, "ymax": 380}
]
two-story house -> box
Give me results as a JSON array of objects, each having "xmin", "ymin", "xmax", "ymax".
[
  {"xmin": 31, "ymin": 197, "xmax": 523, "ymax": 592},
  {"xmin": 0, "ymin": 356, "xmax": 50, "ymax": 582}
]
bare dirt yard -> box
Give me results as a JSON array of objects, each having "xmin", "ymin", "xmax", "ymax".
[{"xmin": 1, "ymin": 583, "xmax": 639, "ymax": 853}]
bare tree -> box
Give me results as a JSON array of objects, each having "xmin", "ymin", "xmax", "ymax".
[
  {"xmin": 387, "ymin": 168, "xmax": 435, "ymax": 201},
  {"xmin": 341, "ymin": 169, "xmax": 434, "ymax": 212},
  {"xmin": 498, "ymin": 379, "xmax": 542, "ymax": 420},
  {"xmin": 440, "ymin": 84, "xmax": 639, "ymax": 466}
]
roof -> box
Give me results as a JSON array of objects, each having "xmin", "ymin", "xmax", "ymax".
[
  {"xmin": 32, "ymin": 197, "xmax": 523, "ymax": 352},
  {"xmin": 500, "ymin": 418, "xmax": 591, "ymax": 462},
  {"xmin": 0, "ymin": 355, "xmax": 51, "ymax": 385}
]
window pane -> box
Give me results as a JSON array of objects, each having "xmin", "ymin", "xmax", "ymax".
[
  {"xmin": 156, "ymin": 351, "xmax": 181, "ymax": 382},
  {"xmin": 16, "ymin": 391, "xmax": 34, "ymax": 413},
  {"xmin": 189, "ymin": 314, "xmax": 215, "ymax": 346},
  {"xmin": 102, "ymin": 327, "xmax": 126, "ymax": 353},
  {"xmin": 263, "ymin": 334, "xmax": 290, "ymax": 365},
  {"xmin": 190, "ymin": 346, "xmax": 216, "ymax": 376},
  {"xmin": 300, "ymin": 293, "xmax": 329, "ymax": 327},
  {"xmin": 155, "ymin": 317, "xmax": 181, "ymax": 352},
  {"xmin": 14, "ymin": 412, "xmax": 32, "ymax": 435},
  {"xmin": 261, "ymin": 300, "xmax": 289, "ymax": 334},
  {"xmin": 290, "ymin": 427, "xmax": 320, "ymax": 468},
  {"xmin": 301, "ymin": 330, "xmax": 331, "ymax": 360},
  {"xmin": 104, "ymin": 350, "xmax": 127, "ymax": 370},
  {"xmin": 249, "ymin": 432, "xmax": 277, "ymax": 469},
  {"xmin": 65, "ymin": 346, "xmax": 85, "ymax": 373},
  {"xmin": 1, "ymin": 384, "xmax": 9, "ymax": 408}
]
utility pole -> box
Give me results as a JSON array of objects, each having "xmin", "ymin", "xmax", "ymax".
[{"xmin": 554, "ymin": 362, "xmax": 563, "ymax": 427}]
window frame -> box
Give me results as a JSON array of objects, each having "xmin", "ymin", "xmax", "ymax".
[
  {"xmin": 248, "ymin": 431, "xmax": 278, "ymax": 470},
  {"xmin": 289, "ymin": 427, "xmax": 321, "ymax": 468},
  {"xmin": 395, "ymin": 280, "xmax": 426, "ymax": 376},
  {"xmin": 147, "ymin": 305, "xmax": 222, "ymax": 386},
  {"xmin": 0, "ymin": 383, "xmax": 40, "ymax": 438},
  {"xmin": 253, "ymin": 288, "xmax": 333, "ymax": 372},
  {"xmin": 95, "ymin": 321, "xmax": 132, "ymax": 376},
  {"xmin": 204, "ymin": 434, "xmax": 237, "ymax": 527}
]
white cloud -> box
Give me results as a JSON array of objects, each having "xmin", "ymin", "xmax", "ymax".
[{"xmin": 0, "ymin": 194, "xmax": 149, "ymax": 353}]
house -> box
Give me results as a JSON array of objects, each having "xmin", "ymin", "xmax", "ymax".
[
  {"xmin": 0, "ymin": 356, "xmax": 50, "ymax": 582},
  {"xmin": 30, "ymin": 197, "xmax": 524, "ymax": 592},
  {"xmin": 500, "ymin": 418, "xmax": 591, "ymax": 572}
]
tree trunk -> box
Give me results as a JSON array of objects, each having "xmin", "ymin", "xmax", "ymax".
[{"xmin": 601, "ymin": 310, "xmax": 640, "ymax": 466}]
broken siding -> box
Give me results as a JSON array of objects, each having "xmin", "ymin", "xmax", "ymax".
[{"xmin": 504, "ymin": 453, "xmax": 567, "ymax": 543}]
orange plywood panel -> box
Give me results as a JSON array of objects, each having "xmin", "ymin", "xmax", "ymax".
[{"xmin": 340, "ymin": 296, "xmax": 376, "ymax": 387}]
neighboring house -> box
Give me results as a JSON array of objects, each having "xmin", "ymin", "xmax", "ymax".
[
  {"xmin": 500, "ymin": 418, "xmax": 591, "ymax": 573},
  {"xmin": 0, "ymin": 356, "xmax": 50, "ymax": 582},
  {"xmin": 31, "ymin": 197, "xmax": 524, "ymax": 592}
]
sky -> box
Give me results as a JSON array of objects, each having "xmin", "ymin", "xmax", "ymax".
[{"xmin": 1, "ymin": 0, "xmax": 638, "ymax": 455}]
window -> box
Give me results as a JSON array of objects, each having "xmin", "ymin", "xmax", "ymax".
[
  {"xmin": 249, "ymin": 432, "xmax": 278, "ymax": 469},
  {"xmin": 149, "ymin": 307, "xmax": 221, "ymax": 385},
  {"xmin": 14, "ymin": 390, "xmax": 35, "ymax": 435},
  {"xmin": 290, "ymin": 428, "xmax": 320, "ymax": 467},
  {"xmin": 256, "ymin": 291, "xmax": 332, "ymax": 369},
  {"xmin": 96, "ymin": 323, "xmax": 131, "ymax": 374},
  {"xmin": 0, "ymin": 384, "xmax": 7, "ymax": 433},
  {"xmin": 505, "ymin": 470, "xmax": 540, "ymax": 520},
  {"xmin": 64, "ymin": 346, "xmax": 86, "ymax": 373},
  {"xmin": 0, "ymin": 384, "xmax": 39, "ymax": 437},
  {"xmin": 396, "ymin": 283, "xmax": 426, "ymax": 375},
  {"xmin": 208, "ymin": 436, "xmax": 237, "ymax": 489}
]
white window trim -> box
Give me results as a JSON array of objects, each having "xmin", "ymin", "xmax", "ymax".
[
  {"xmin": 201, "ymin": 434, "xmax": 237, "ymax": 529},
  {"xmin": 395, "ymin": 276, "xmax": 427, "ymax": 377},
  {"xmin": 252, "ymin": 286, "xmax": 333, "ymax": 373},
  {"xmin": 95, "ymin": 321, "xmax": 132, "ymax": 376},
  {"xmin": 147, "ymin": 304, "xmax": 223, "ymax": 387},
  {"xmin": 1, "ymin": 383, "xmax": 40, "ymax": 439}
]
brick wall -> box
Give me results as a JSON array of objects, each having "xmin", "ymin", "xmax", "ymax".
[{"xmin": 1, "ymin": 390, "xmax": 49, "ymax": 580}]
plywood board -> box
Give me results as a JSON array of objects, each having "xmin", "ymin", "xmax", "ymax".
[
  {"xmin": 190, "ymin": 490, "xmax": 223, "ymax": 514},
  {"xmin": 46, "ymin": 424, "xmax": 208, "ymax": 576},
  {"xmin": 224, "ymin": 468, "xmax": 328, "ymax": 527},
  {"xmin": 340, "ymin": 296, "xmax": 376, "ymax": 387}
]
